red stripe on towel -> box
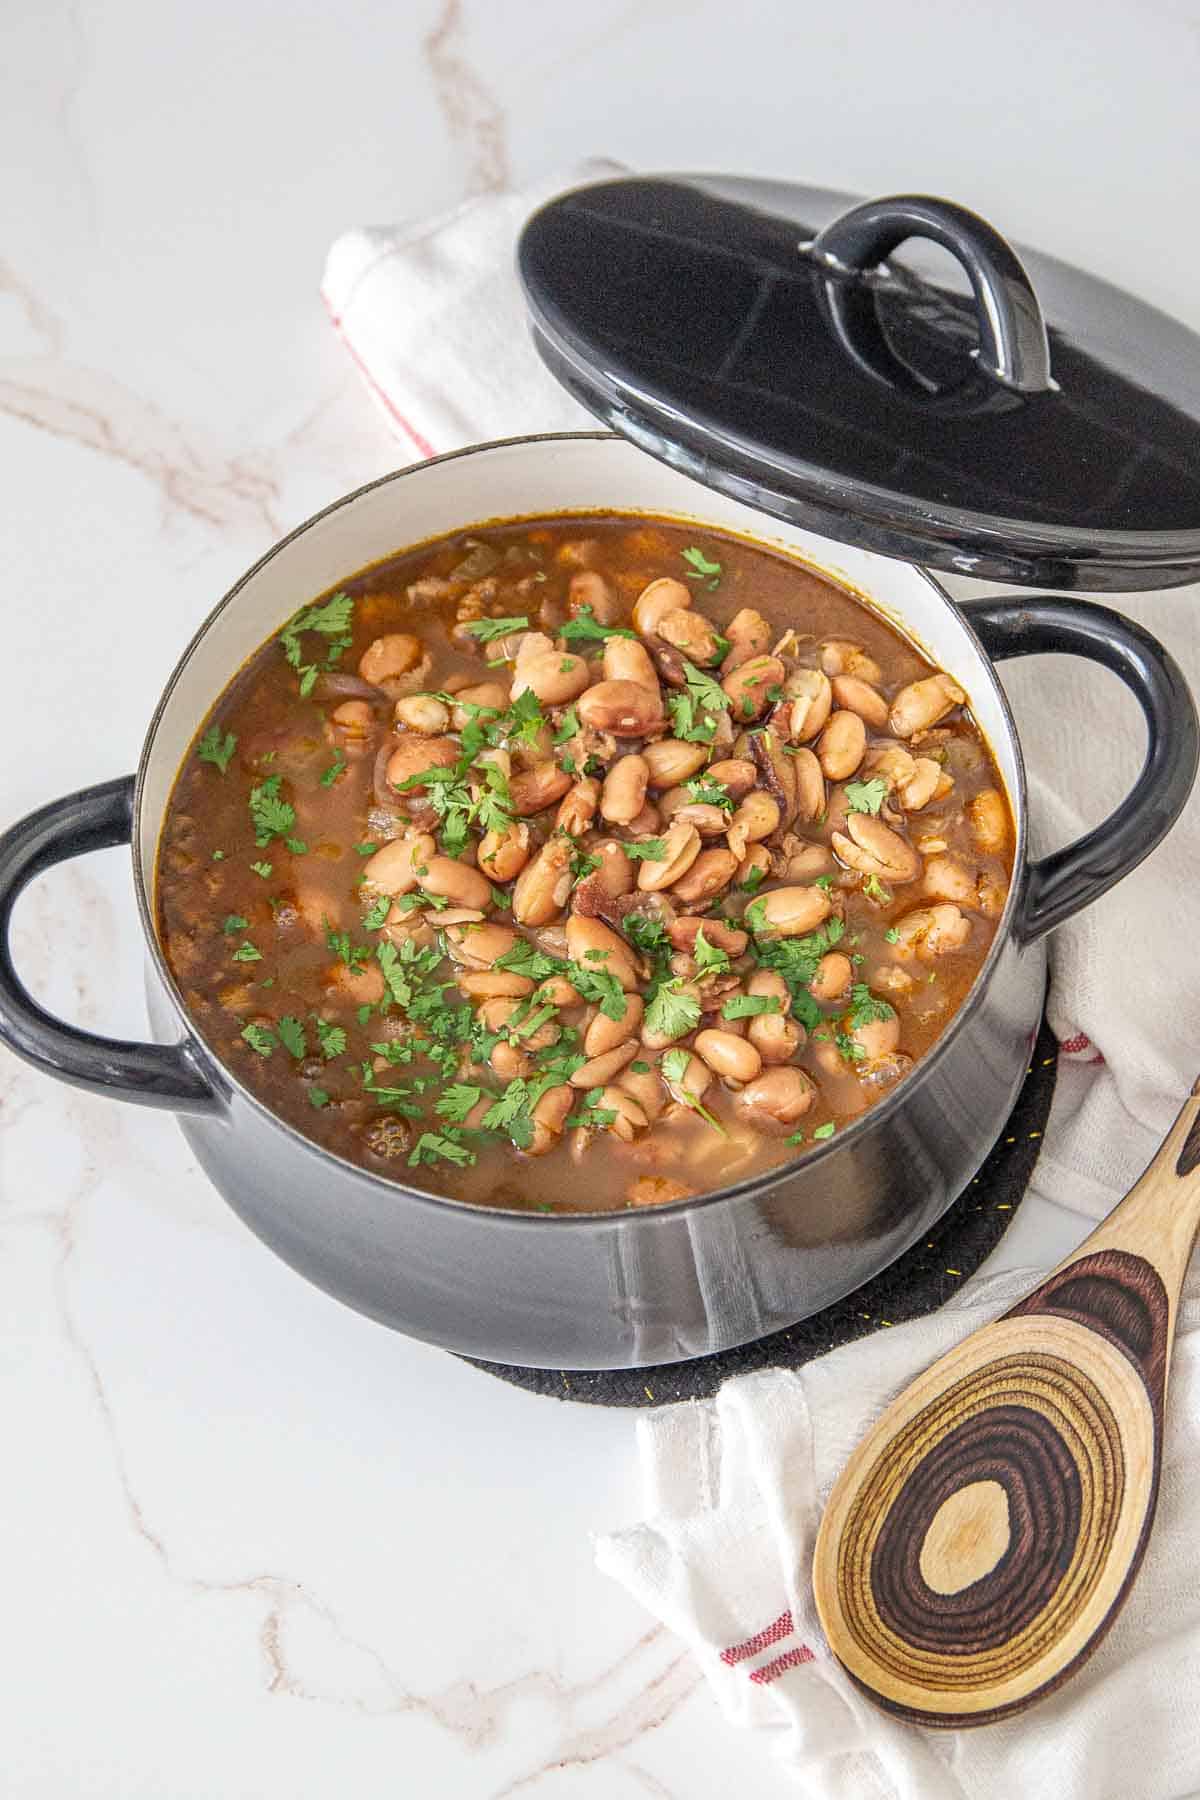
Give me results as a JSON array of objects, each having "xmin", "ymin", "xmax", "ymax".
[
  {"xmin": 749, "ymin": 1644, "xmax": 817, "ymax": 1685},
  {"xmin": 321, "ymin": 294, "xmax": 437, "ymax": 460},
  {"xmin": 720, "ymin": 1610, "xmax": 794, "ymax": 1666}
]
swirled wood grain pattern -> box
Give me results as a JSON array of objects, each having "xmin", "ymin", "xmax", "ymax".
[{"xmin": 814, "ymin": 1080, "xmax": 1200, "ymax": 1727}]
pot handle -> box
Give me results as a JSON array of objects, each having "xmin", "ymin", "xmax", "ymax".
[
  {"xmin": 960, "ymin": 597, "xmax": 1199, "ymax": 947},
  {"xmin": 0, "ymin": 776, "xmax": 221, "ymax": 1113}
]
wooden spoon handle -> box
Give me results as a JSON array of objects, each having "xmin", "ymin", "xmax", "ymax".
[{"xmin": 814, "ymin": 1079, "xmax": 1200, "ymax": 1727}]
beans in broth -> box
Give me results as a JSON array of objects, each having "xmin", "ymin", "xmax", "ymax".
[{"xmin": 156, "ymin": 516, "xmax": 1013, "ymax": 1212}]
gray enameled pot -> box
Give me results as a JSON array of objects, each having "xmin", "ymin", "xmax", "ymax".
[{"xmin": 0, "ymin": 435, "xmax": 1195, "ymax": 1369}]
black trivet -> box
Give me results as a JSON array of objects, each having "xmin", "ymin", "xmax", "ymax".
[{"xmin": 465, "ymin": 1015, "xmax": 1058, "ymax": 1406}]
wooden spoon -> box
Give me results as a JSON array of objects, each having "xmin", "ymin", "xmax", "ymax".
[{"xmin": 813, "ymin": 1078, "xmax": 1200, "ymax": 1728}]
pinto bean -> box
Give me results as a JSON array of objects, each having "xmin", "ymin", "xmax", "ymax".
[
  {"xmin": 744, "ymin": 970, "xmax": 803, "ymax": 1065},
  {"xmin": 565, "ymin": 915, "xmax": 639, "ymax": 989},
  {"xmin": 844, "ymin": 1004, "xmax": 900, "ymax": 1062},
  {"xmin": 385, "ymin": 734, "xmax": 460, "ymax": 796},
  {"xmin": 420, "ymin": 856, "xmax": 492, "ymax": 911},
  {"xmin": 723, "ymin": 655, "xmax": 786, "ymax": 722},
  {"xmin": 642, "ymin": 738, "xmax": 710, "ymax": 788},
  {"xmin": 324, "ymin": 958, "xmax": 387, "ymax": 1006},
  {"xmin": 601, "ymin": 754, "xmax": 650, "ymax": 826},
  {"xmin": 328, "ymin": 700, "xmax": 375, "ymax": 748},
  {"xmin": 478, "ymin": 821, "xmax": 531, "ymax": 882},
  {"xmin": 536, "ymin": 974, "xmax": 583, "ymax": 1008},
  {"xmin": 362, "ymin": 831, "xmax": 435, "ymax": 896},
  {"xmin": 785, "ymin": 746, "xmax": 825, "ymax": 824},
  {"xmin": 897, "ymin": 756, "xmax": 943, "ymax": 810},
  {"xmin": 567, "ymin": 569, "xmax": 617, "ymax": 622},
  {"xmin": 576, "ymin": 680, "xmax": 665, "ymax": 736},
  {"xmin": 512, "ymin": 650, "xmax": 590, "ymax": 705},
  {"xmin": 831, "ymin": 673, "xmax": 889, "ymax": 730},
  {"xmin": 782, "ymin": 668, "xmax": 833, "ymax": 743},
  {"xmin": 359, "ymin": 633, "xmax": 423, "ymax": 685},
  {"xmin": 556, "ymin": 777, "xmax": 600, "ymax": 836},
  {"xmin": 619, "ymin": 1064, "xmax": 667, "ymax": 1123},
  {"xmin": 512, "ymin": 836, "xmax": 573, "ymax": 926},
  {"xmin": 509, "ymin": 763, "xmax": 573, "ymax": 815},
  {"xmin": 394, "ymin": 694, "xmax": 450, "ymax": 734},
  {"xmin": 675, "ymin": 802, "xmax": 730, "ymax": 838},
  {"xmin": 585, "ymin": 993, "xmax": 644, "ymax": 1058},
  {"xmin": 637, "ymin": 821, "xmax": 702, "ymax": 893},
  {"xmin": 451, "ymin": 682, "xmax": 510, "ymax": 732},
  {"xmin": 599, "ymin": 1086, "xmax": 650, "ymax": 1142},
  {"xmin": 817, "ymin": 710, "xmax": 867, "ymax": 781},
  {"xmin": 663, "ymin": 1051, "xmax": 713, "ymax": 1106},
  {"xmin": 457, "ymin": 971, "xmax": 535, "ymax": 1000},
  {"xmin": 922, "ymin": 853, "xmax": 976, "ymax": 906},
  {"xmin": 819, "ymin": 639, "xmax": 883, "ymax": 684},
  {"xmin": 591, "ymin": 839, "xmax": 637, "ymax": 898},
  {"xmin": 720, "ymin": 608, "xmax": 772, "ymax": 672},
  {"xmin": 890, "ymin": 903, "xmax": 971, "ymax": 961},
  {"xmin": 728, "ymin": 791, "xmax": 780, "ymax": 844},
  {"xmin": 490, "ymin": 1039, "xmax": 531, "ymax": 1080},
  {"xmin": 752, "ymin": 884, "xmax": 832, "ymax": 937},
  {"xmin": 810, "ymin": 951, "xmax": 852, "ymax": 1004},
  {"xmin": 832, "ymin": 812, "xmax": 922, "ymax": 883},
  {"xmin": 526, "ymin": 1083, "xmax": 575, "ymax": 1156},
  {"xmin": 603, "ymin": 634, "xmax": 662, "ymax": 691},
  {"xmin": 704, "ymin": 757, "xmax": 757, "ymax": 799},
  {"xmin": 695, "ymin": 1029, "xmax": 762, "ymax": 1083},
  {"xmin": 736, "ymin": 843, "xmax": 772, "ymax": 889},
  {"xmin": 633, "ymin": 576, "xmax": 692, "ymax": 637},
  {"xmin": 443, "ymin": 920, "xmax": 518, "ymax": 968},
  {"xmin": 969, "ymin": 788, "xmax": 1010, "ymax": 853},
  {"xmin": 735, "ymin": 1066, "xmax": 817, "ymax": 1134},
  {"xmin": 658, "ymin": 608, "xmax": 722, "ymax": 664},
  {"xmin": 569, "ymin": 1041, "xmax": 641, "ymax": 1088},
  {"xmin": 889, "ymin": 673, "xmax": 965, "ymax": 738},
  {"xmin": 669, "ymin": 847, "xmax": 739, "ymax": 906}
]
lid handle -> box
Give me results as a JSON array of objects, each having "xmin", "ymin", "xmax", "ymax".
[{"xmin": 805, "ymin": 194, "xmax": 1054, "ymax": 400}]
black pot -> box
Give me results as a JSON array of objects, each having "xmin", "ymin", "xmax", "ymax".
[{"xmin": 0, "ymin": 436, "xmax": 1193, "ymax": 1367}]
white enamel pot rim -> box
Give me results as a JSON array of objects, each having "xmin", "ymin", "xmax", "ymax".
[{"xmin": 126, "ymin": 429, "xmax": 1040, "ymax": 1221}]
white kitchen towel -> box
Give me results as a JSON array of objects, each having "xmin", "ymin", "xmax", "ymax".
[{"xmin": 326, "ymin": 169, "xmax": 1200, "ymax": 1795}]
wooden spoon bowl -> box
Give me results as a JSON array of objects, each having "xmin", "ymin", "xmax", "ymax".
[{"xmin": 813, "ymin": 1079, "xmax": 1200, "ymax": 1727}]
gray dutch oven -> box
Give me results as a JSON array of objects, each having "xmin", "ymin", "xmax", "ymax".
[{"xmin": 1, "ymin": 179, "xmax": 1198, "ymax": 1369}]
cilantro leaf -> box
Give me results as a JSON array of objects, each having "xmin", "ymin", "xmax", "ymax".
[
  {"xmin": 845, "ymin": 778, "xmax": 888, "ymax": 816},
  {"xmin": 325, "ymin": 923, "xmax": 370, "ymax": 972},
  {"xmin": 661, "ymin": 1046, "xmax": 728, "ymax": 1134},
  {"xmin": 407, "ymin": 1130, "xmax": 475, "ymax": 1168},
  {"xmin": 435, "ymin": 1083, "xmax": 484, "ymax": 1124},
  {"xmin": 812, "ymin": 1121, "xmax": 837, "ymax": 1140},
  {"xmin": 739, "ymin": 861, "xmax": 767, "ymax": 895},
  {"xmin": 692, "ymin": 927, "xmax": 730, "ymax": 977},
  {"xmin": 231, "ymin": 941, "xmax": 262, "ymax": 963},
  {"xmin": 460, "ymin": 615, "xmax": 530, "ymax": 645},
  {"xmin": 320, "ymin": 752, "xmax": 347, "ymax": 789},
  {"xmin": 558, "ymin": 605, "xmax": 637, "ymax": 643},
  {"xmin": 240, "ymin": 1022, "xmax": 276, "ymax": 1056},
  {"xmin": 846, "ymin": 984, "xmax": 896, "ymax": 1030},
  {"xmin": 362, "ymin": 893, "xmax": 392, "ymax": 931},
  {"xmin": 248, "ymin": 775, "xmax": 296, "ymax": 848},
  {"xmin": 553, "ymin": 705, "xmax": 579, "ymax": 745},
  {"xmin": 644, "ymin": 980, "xmax": 701, "ymax": 1042},
  {"xmin": 197, "ymin": 724, "xmax": 236, "ymax": 774},
  {"xmin": 684, "ymin": 777, "xmax": 734, "ymax": 812},
  {"xmin": 620, "ymin": 839, "xmax": 667, "ymax": 862},
  {"xmin": 249, "ymin": 860, "xmax": 273, "ymax": 879},
  {"xmin": 313, "ymin": 1017, "xmax": 347, "ymax": 1060},
  {"xmin": 221, "ymin": 913, "xmax": 248, "ymax": 935},
  {"xmin": 722, "ymin": 993, "xmax": 781, "ymax": 1020},
  {"xmin": 884, "ymin": 926, "xmax": 900, "ymax": 944},
  {"xmin": 681, "ymin": 546, "xmax": 722, "ymax": 591},
  {"xmin": 309, "ymin": 1087, "xmax": 331, "ymax": 1109},
  {"xmin": 277, "ymin": 1016, "xmax": 307, "ymax": 1059},
  {"xmin": 862, "ymin": 873, "xmax": 893, "ymax": 905}
]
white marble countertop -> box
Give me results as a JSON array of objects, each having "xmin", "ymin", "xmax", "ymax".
[{"xmin": 3, "ymin": 3, "xmax": 1199, "ymax": 1793}]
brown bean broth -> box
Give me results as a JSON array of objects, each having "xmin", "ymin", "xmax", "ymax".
[{"xmin": 156, "ymin": 516, "xmax": 1013, "ymax": 1213}]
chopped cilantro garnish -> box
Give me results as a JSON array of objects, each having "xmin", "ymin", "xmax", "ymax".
[
  {"xmin": 435, "ymin": 1083, "xmax": 484, "ymax": 1124},
  {"xmin": 553, "ymin": 705, "xmax": 580, "ymax": 745},
  {"xmin": 280, "ymin": 591, "xmax": 355, "ymax": 695},
  {"xmin": 620, "ymin": 839, "xmax": 667, "ymax": 861},
  {"xmin": 309, "ymin": 1087, "xmax": 331, "ymax": 1109},
  {"xmin": 692, "ymin": 928, "xmax": 730, "ymax": 977},
  {"xmin": 644, "ymin": 979, "xmax": 701, "ymax": 1042},
  {"xmin": 739, "ymin": 862, "xmax": 767, "ymax": 895},
  {"xmin": 248, "ymin": 774, "xmax": 296, "ymax": 848},
  {"xmin": 722, "ymin": 993, "xmax": 781, "ymax": 1020},
  {"xmin": 362, "ymin": 893, "xmax": 393, "ymax": 931},
  {"xmin": 240, "ymin": 1022, "xmax": 275, "ymax": 1056},
  {"xmin": 846, "ymin": 984, "xmax": 896, "ymax": 1029},
  {"xmin": 565, "ymin": 1085, "xmax": 619, "ymax": 1131},
  {"xmin": 197, "ymin": 724, "xmax": 236, "ymax": 774},
  {"xmin": 460, "ymin": 615, "xmax": 530, "ymax": 644},
  {"xmin": 684, "ymin": 777, "xmax": 734, "ymax": 812},
  {"xmin": 249, "ymin": 860, "xmax": 273, "ymax": 879},
  {"xmin": 558, "ymin": 605, "xmax": 637, "ymax": 643},
  {"xmin": 667, "ymin": 658, "xmax": 731, "ymax": 744},
  {"xmin": 313, "ymin": 1017, "xmax": 347, "ymax": 1060},
  {"xmin": 884, "ymin": 926, "xmax": 900, "ymax": 944},
  {"xmin": 812, "ymin": 1121, "xmax": 837, "ymax": 1140},
  {"xmin": 661, "ymin": 1046, "xmax": 728, "ymax": 1134},
  {"xmin": 355, "ymin": 841, "xmax": 377, "ymax": 857},
  {"xmin": 325, "ymin": 923, "xmax": 370, "ymax": 972},
  {"xmin": 320, "ymin": 752, "xmax": 347, "ymax": 788},
  {"xmin": 681, "ymin": 546, "xmax": 722, "ymax": 591},
  {"xmin": 408, "ymin": 1130, "xmax": 475, "ymax": 1168},
  {"xmin": 221, "ymin": 913, "xmax": 248, "ymax": 935},
  {"xmin": 630, "ymin": 1059, "xmax": 652, "ymax": 1074},
  {"xmin": 231, "ymin": 941, "xmax": 262, "ymax": 963},
  {"xmin": 862, "ymin": 873, "xmax": 893, "ymax": 905},
  {"xmin": 845, "ymin": 777, "xmax": 889, "ymax": 816},
  {"xmin": 277, "ymin": 1016, "xmax": 307, "ymax": 1059}
]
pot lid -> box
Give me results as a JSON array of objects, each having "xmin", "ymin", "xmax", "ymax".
[{"xmin": 517, "ymin": 174, "xmax": 1200, "ymax": 590}]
